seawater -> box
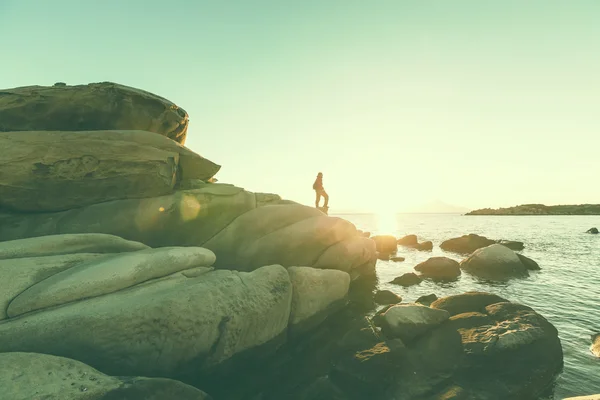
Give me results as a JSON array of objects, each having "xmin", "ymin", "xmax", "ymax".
[{"xmin": 335, "ymin": 213, "xmax": 600, "ymax": 400}]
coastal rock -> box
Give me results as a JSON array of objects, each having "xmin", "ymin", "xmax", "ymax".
[
  {"xmin": 0, "ymin": 233, "xmax": 148, "ymax": 259},
  {"xmin": 7, "ymin": 247, "xmax": 216, "ymax": 318},
  {"xmin": 586, "ymin": 227, "xmax": 599, "ymax": 234},
  {"xmin": 440, "ymin": 234, "xmax": 496, "ymax": 254},
  {"xmin": 517, "ymin": 253, "xmax": 541, "ymax": 270},
  {"xmin": 591, "ymin": 333, "xmax": 600, "ymax": 357},
  {"xmin": 390, "ymin": 256, "xmax": 405, "ymax": 262},
  {"xmin": 430, "ymin": 292, "xmax": 508, "ymax": 316},
  {"xmin": 373, "ymin": 290, "xmax": 402, "ymax": 305},
  {"xmin": 397, "ymin": 235, "xmax": 418, "ymax": 246},
  {"xmin": 460, "ymin": 244, "xmax": 529, "ymax": 280},
  {"xmin": 0, "ymin": 264, "xmax": 293, "ymax": 377},
  {"xmin": 390, "ymin": 272, "xmax": 422, "ymax": 287},
  {"xmin": 380, "ymin": 304, "xmax": 450, "ymax": 342},
  {"xmin": 288, "ymin": 266, "xmax": 350, "ymax": 331},
  {"xmin": 377, "ymin": 252, "xmax": 390, "ymax": 261},
  {"xmin": 0, "ymin": 130, "xmax": 220, "ymax": 212},
  {"xmin": 371, "ymin": 235, "xmax": 398, "ymax": 254},
  {"xmin": 0, "ymin": 352, "xmax": 211, "ymax": 400},
  {"xmin": 414, "ymin": 257, "xmax": 461, "ymax": 281},
  {"xmin": 415, "ymin": 293, "xmax": 438, "ymax": 306},
  {"xmin": 497, "ymin": 239, "xmax": 525, "ymax": 251},
  {"xmin": 0, "ymin": 82, "xmax": 190, "ymax": 143},
  {"xmin": 412, "ymin": 240, "xmax": 433, "ymax": 251}
]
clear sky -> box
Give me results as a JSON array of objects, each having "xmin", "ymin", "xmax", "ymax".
[{"xmin": 1, "ymin": 0, "xmax": 599, "ymax": 213}]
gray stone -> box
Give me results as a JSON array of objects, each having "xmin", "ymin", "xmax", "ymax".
[
  {"xmin": 0, "ymin": 352, "xmax": 211, "ymax": 400},
  {"xmin": 415, "ymin": 293, "xmax": 438, "ymax": 306},
  {"xmin": 0, "ymin": 130, "xmax": 220, "ymax": 212},
  {"xmin": 430, "ymin": 292, "xmax": 508, "ymax": 316},
  {"xmin": 288, "ymin": 266, "xmax": 350, "ymax": 328},
  {"xmin": 414, "ymin": 256, "xmax": 461, "ymax": 281},
  {"xmin": 380, "ymin": 303, "xmax": 450, "ymax": 342},
  {"xmin": 460, "ymin": 244, "xmax": 529, "ymax": 280},
  {"xmin": 373, "ymin": 290, "xmax": 402, "ymax": 305},
  {"xmin": 0, "ymin": 265, "xmax": 292, "ymax": 377},
  {"xmin": 8, "ymin": 247, "xmax": 216, "ymax": 318},
  {"xmin": 517, "ymin": 253, "xmax": 541, "ymax": 270},
  {"xmin": 397, "ymin": 234, "xmax": 418, "ymax": 246},
  {"xmin": 390, "ymin": 272, "xmax": 422, "ymax": 287},
  {"xmin": 440, "ymin": 234, "xmax": 496, "ymax": 254},
  {"xmin": 0, "ymin": 82, "xmax": 190, "ymax": 143}
]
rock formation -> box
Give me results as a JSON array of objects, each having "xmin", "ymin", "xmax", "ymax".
[
  {"xmin": 414, "ymin": 256, "xmax": 461, "ymax": 281},
  {"xmin": 460, "ymin": 244, "xmax": 529, "ymax": 280}
]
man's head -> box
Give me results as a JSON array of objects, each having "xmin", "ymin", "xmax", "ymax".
[{"xmin": 317, "ymin": 172, "xmax": 323, "ymax": 177}]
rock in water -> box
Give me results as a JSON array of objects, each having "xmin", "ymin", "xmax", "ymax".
[
  {"xmin": 0, "ymin": 82, "xmax": 190, "ymax": 144},
  {"xmin": 440, "ymin": 234, "xmax": 496, "ymax": 254},
  {"xmin": 380, "ymin": 304, "xmax": 449, "ymax": 342},
  {"xmin": 415, "ymin": 293, "xmax": 438, "ymax": 306},
  {"xmin": 0, "ymin": 130, "xmax": 220, "ymax": 212},
  {"xmin": 397, "ymin": 234, "xmax": 418, "ymax": 246},
  {"xmin": 414, "ymin": 256, "xmax": 461, "ymax": 281},
  {"xmin": 460, "ymin": 244, "xmax": 529, "ymax": 280},
  {"xmin": 430, "ymin": 291, "xmax": 508, "ymax": 316},
  {"xmin": 374, "ymin": 290, "xmax": 402, "ymax": 305},
  {"xmin": 497, "ymin": 239, "xmax": 525, "ymax": 250},
  {"xmin": 0, "ymin": 352, "xmax": 212, "ymax": 400},
  {"xmin": 586, "ymin": 227, "xmax": 599, "ymax": 234},
  {"xmin": 371, "ymin": 235, "xmax": 398, "ymax": 254},
  {"xmin": 517, "ymin": 253, "xmax": 541, "ymax": 270},
  {"xmin": 390, "ymin": 273, "xmax": 422, "ymax": 287},
  {"xmin": 592, "ymin": 333, "xmax": 600, "ymax": 357}
]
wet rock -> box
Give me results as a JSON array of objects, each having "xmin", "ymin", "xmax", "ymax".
[
  {"xmin": 497, "ymin": 239, "xmax": 525, "ymax": 251},
  {"xmin": 414, "ymin": 257, "xmax": 461, "ymax": 281},
  {"xmin": 390, "ymin": 272, "xmax": 422, "ymax": 287},
  {"xmin": 440, "ymin": 234, "xmax": 496, "ymax": 254},
  {"xmin": 517, "ymin": 253, "xmax": 540, "ymax": 270},
  {"xmin": 413, "ymin": 240, "xmax": 433, "ymax": 251},
  {"xmin": 371, "ymin": 235, "xmax": 398, "ymax": 254},
  {"xmin": 397, "ymin": 234, "xmax": 418, "ymax": 246},
  {"xmin": 430, "ymin": 292, "xmax": 508, "ymax": 316},
  {"xmin": 460, "ymin": 244, "xmax": 529, "ymax": 280},
  {"xmin": 373, "ymin": 290, "xmax": 402, "ymax": 305},
  {"xmin": 390, "ymin": 256, "xmax": 405, "ymax": 262},
  {"xmin": 380, "ymin": 304, "xmax": 450, "ymax": 342},
  {"xmin": 586, "ymin": 227, "xmax": 599, "ymax": 234},
  {"xmin": 415, "ymin": 294, "xmax": 438, "ymax": 306}
]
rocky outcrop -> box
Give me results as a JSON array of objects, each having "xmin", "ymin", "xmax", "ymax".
[
  {"xmin": 0, "ymin": 130, "xmax": 220, "ymax": 212},
  {"xmin": 517, "ymin": 253, "xmax": 541, "ymax": 270},
  {"xmin": 397, "ymin": 234, "xmax": 417, "ymax": 246},
  {"xmin": 390, "ymin": 272, "xmax": 422, "ymax": 287},
  {"xmin": 288, "ymin": 266, "xmax": 350, "ymax": 332},
  {"xmin": 414, "ymin": 256, "xmax": 461, "ymax": 281},
  {"xmin": 440, "ymin": 234, "xmax": 496, "ymax": 254},
  {"xmin": 371, "ymin": 235, "xmax": 397, "ymax": 254},
  {"xmin": 586, "ymin": 227, "xmax": 599, "ymax": 234},
  {"xmin": 0, "ymin": 82, "xmax": 190, "ymax": 143},
  {"xmin": 373, "ymin": 290, "xmax": 402, "ymax": 305},
  {"xmin": 0, "ymin": 263, "xmax": 293, "ymax": 377},
  {"xmin": 379, "ymin": 304, "xmax": 449, "ymax": 342},
  {"xmin": 0, "ymin": 352, "xmax": 212, "ymax": 400},
  {"xmin": 460, "ymin": 244, "xmax": 529, "ymax": 280},
  {"xmin": 591, "ymin": 333, "xmax": 600, "ymax": 357},
  {"xmin": 0, "ymin": 189, "xmax": 376, "ymax": 278}
]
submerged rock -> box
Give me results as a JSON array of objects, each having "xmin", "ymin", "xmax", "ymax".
[
  {"xmin": 0, "ymin": 82, "xmax": 190, "ymax": 143},
  {"xmin": 440, "ymin": 234, "xmax": 496, "ymax": 254},
  {"xmin": 390, "ymin": 272, "xmax": 422, "ymax": 287},
  {"xmin": 414, "ymin": 256, "xmax": 461, "ymax": 281},
  {"xmin": 373, "ymin": 290, "xmax": 402, "ymax": 305},
  {"xmin": 460, "ymin": 244, "xmax": 529, "ymax": 280},
  {"xmin": 0, "ymin": 352, "xmax": 212, "ymax": 400},
  {"xmin": 0, "ymin": 130, "xmax": 220, "ymax": 212}
]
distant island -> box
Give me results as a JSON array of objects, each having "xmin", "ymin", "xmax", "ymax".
[{"xmin": 466, "ymin": 204, "xmax": 600, "ymax": 215}]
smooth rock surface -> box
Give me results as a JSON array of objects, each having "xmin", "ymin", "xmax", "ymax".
[
  {"xmin": 0, "ymin": 253, "xmax": 104, "ymax": 320},
  {"xmin": 497, "ymin": 239, "xmax": 525, "ymax": 250},
  {"xmin": 415, "ymin": 293, "xmax": 438, "ymax": 306},
  {"xmin": 288, "ymin": 266, "xmax": 350, "ymax": 327},
  {"xmin": 397, "ymin": 235, "xmax": 418, "ymax": 246},
  {"xmin": 460, "ymin": 244, "xmax": 529, "ymax": 280},
  {"xmin": 390, "ymin": 272, "xmax": 422, "ymax": 287},
  {"xmin": 430, "ymin": 292, "xmax": 508, "ymax": 316},
  {"xmin": 0, "ymin": 265, "xmax": 293, "ymax": 377},
  {"xmin": 414, "ymin": 257, "xmax": 461, "ymax": 281},
  {"xmin": 0, "ymin": 130, "xmax": 220, "ymax": 212},
  {"xmin": 0, "ymin": 352, "xmax": 212, "ymax": 400},
  {"xmin": 380, "ymin": 304, "xmax": 450, "ymax": 342},
  {"xmin": 0, "ymin": 82, "xmax": 190, "ymax": 143},
  {"xmin": 440, "ymin": 234, "xmax": 496, "ymax": 254},
  {"xmin": 8, "ymin": 247, "xmax": 216, "ymax": 318},
  {"xmin": 374, "ymin": 290, "xmax": 402, "ymax": 305},
  {"xmin": 0, "ymin": 233, "xmax": 148, "ymax": 259},
  {"xmin": 517, "ymin": 253, "xmax": 541, "ymax": 270}
]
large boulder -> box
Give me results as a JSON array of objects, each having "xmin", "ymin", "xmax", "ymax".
[
  {"xmin": 414, "ymin": 257, "xmax": 461, "ymax": 281},
  {"xmin": 379, "ymin": 304, "xmax": 450, "ymax": 342},
  {"xmin": 0, "ymin": 82, "xmax": 190, "ymax": 143},
  {"xmin": 0, "ymin": 130, "xmax": 220, "ymax": 212},
  {"xmin": 430, "ymin": 292, "xmax": 508, "ymax": 316},
  {"xmin": 0, "ymin": 264, "xmax": 293, "ymax": 377},
  {"xmin": 371, "ymin": 235, "xmax": 397, "ymax": 254},
  {"xmin": 0, "ymin": 352, "xmax": 212, "ymax": 400},
  {"xmin": 0, "ymin": 193, "xmax": 376, "ymax": 278},
  {"xmin": 459, "ymin": 244, "xmax": 529, "ymax": 280},
  {"xmin": 288, "ymin": 266, "xmax": 350, "ymax": 332},
  {"xmin": 440, "ymin": 234, "xmax": 496, "ymax": 254},
  {"xmin": 591, "ymin": 333, "xmax": 600, "ymax": 357}
]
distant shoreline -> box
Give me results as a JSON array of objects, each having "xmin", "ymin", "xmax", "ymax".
[{"xmin": 466, "ymin": 204, "xmax": 600, "ymax": 216}]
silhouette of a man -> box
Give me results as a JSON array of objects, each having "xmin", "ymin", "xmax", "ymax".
[{"xmin": 313, "ymin": 172, "xmax": 329, "ymax": 208}]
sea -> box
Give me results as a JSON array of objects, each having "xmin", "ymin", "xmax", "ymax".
[{"xmin": 334, "ymin": 213, "xmax": 600, "ymax": 400}]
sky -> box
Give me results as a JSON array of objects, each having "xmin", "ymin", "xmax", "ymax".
[{"xmin": 1, "ymin": 0, "xmax": 599, "ymax": 213}]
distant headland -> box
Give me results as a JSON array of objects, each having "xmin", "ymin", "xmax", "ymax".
[{"xmin": 466, "ymin": 204, "xmax": 600, "ymax": 215}]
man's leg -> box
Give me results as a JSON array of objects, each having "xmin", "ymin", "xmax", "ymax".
[
  {"xmin": 315, "ymin": 191, "xmax": 321, "ymax": 207},
  {"xmin": 322, "ymin": 191, "xmax": 329, "ymax": 207}
]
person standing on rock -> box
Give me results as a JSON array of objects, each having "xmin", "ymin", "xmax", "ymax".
[{"xmin": 313, "ymin": 172, "xmax": 329, "ymax": 209}]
